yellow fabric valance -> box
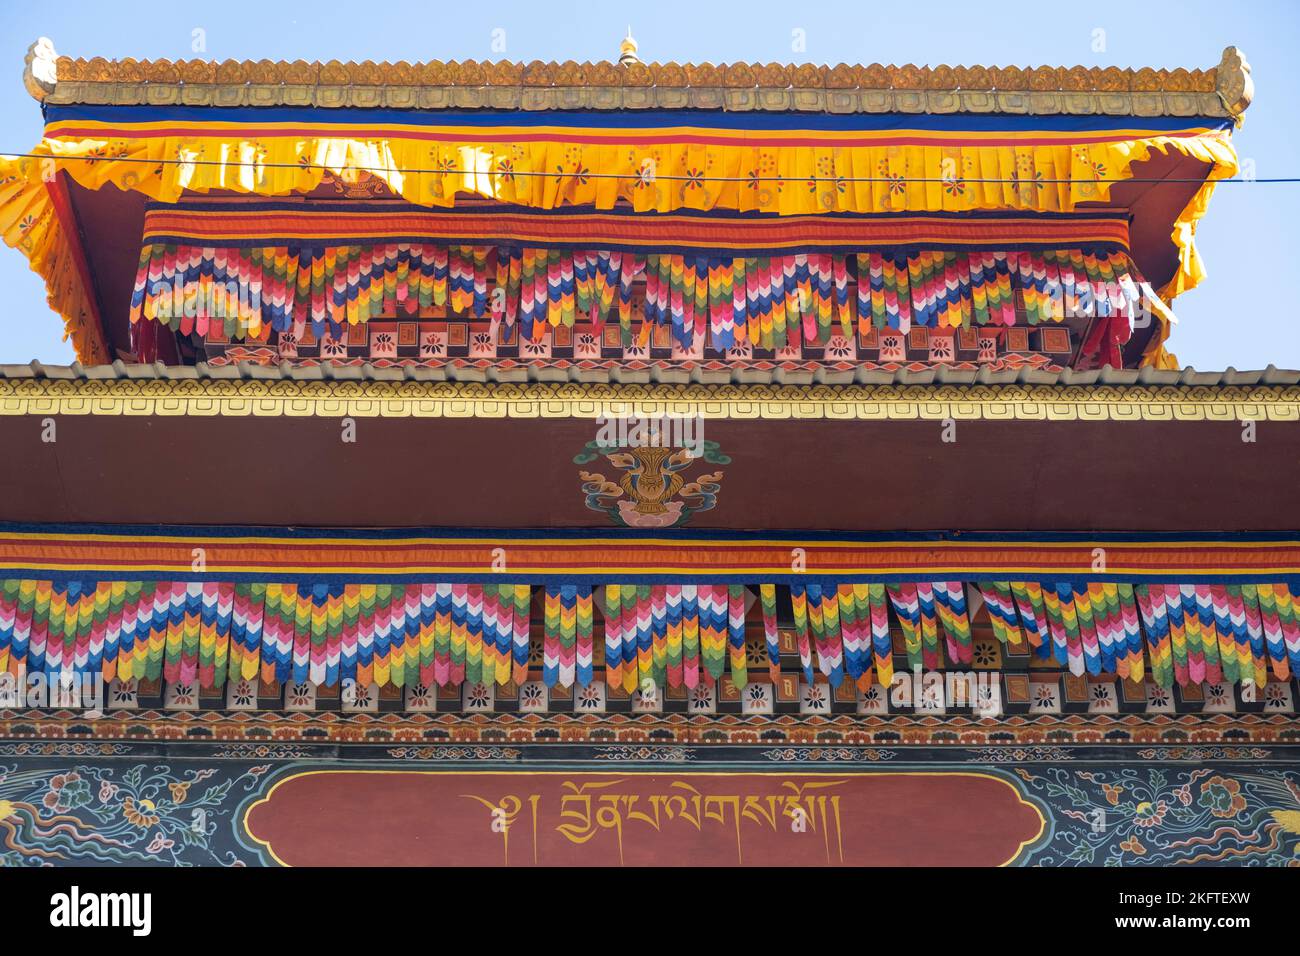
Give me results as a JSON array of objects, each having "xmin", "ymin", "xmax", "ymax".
[{"xmin": 0, "ymin": 155, "xmax": 108, "ymax": 363}]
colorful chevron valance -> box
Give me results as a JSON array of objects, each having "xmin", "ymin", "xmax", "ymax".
[
  {"xmin": 129, "ymin": 239, "xmax": 1147, "ymax": 356},
  {"xmin": 132, "ymin": 199, "xmax": 1149, "ymax": 353},
  {"xmin": 978, "ymin": 581, "xmax": 1299, "ymax": 690},
  {"xmin": 2, "ymin": 578, "xmax": 1295, "ymax": 694}
]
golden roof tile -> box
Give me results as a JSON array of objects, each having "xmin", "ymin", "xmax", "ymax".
[{"xmin": 24, "ymin": 39, "xmax": 1250, "ymax": 119}]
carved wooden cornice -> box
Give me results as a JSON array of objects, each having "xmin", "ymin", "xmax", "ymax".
[{"xmin": 24, "ymin": 39, "xmax": 1253, "ymax": 119}]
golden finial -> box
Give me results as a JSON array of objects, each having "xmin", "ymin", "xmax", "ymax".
[{"xmin": 619, "ymin": 27, "xmax": 640, "ymax": 66}]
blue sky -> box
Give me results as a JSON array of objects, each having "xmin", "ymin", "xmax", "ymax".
[{"xmin": 1, "ymin": 0, "xmax": 1296, "ymax": 368}]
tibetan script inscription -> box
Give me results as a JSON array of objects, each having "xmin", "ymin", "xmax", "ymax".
[{"xmin": 243, "ymin": 768, "xmax": 1045, "ymax": 866}]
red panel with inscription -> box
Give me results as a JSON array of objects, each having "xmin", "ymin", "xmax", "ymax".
[{"xmin": 243, "ymin": 770, "xmax": 1045, "ymax": 866}]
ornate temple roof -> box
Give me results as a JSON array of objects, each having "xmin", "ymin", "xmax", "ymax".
[
  {"xmin": 25, "ymin": 39, "xmax": 1253, "ymax": 119},
  {"xmin": 1, "ymin": 39, "xmax": 1254, "ymax": 371}
]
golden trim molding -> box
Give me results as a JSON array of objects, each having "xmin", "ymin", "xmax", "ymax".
[{"xmin": 0, "ymin": 379, "xmax": 1296, "ymax": 421}]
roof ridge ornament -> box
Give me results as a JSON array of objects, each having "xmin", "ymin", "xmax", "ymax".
[
  {"xmin": 1215, "ymin": 46, "xmax": 1253, "ymax": 123},
  {"xmin": 618, "ymin": 27, "xmax": 639, "ymax": 66},
  {"xmin": 23, "ymin": 37, "xmax": 58, "ymax": 101}
]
